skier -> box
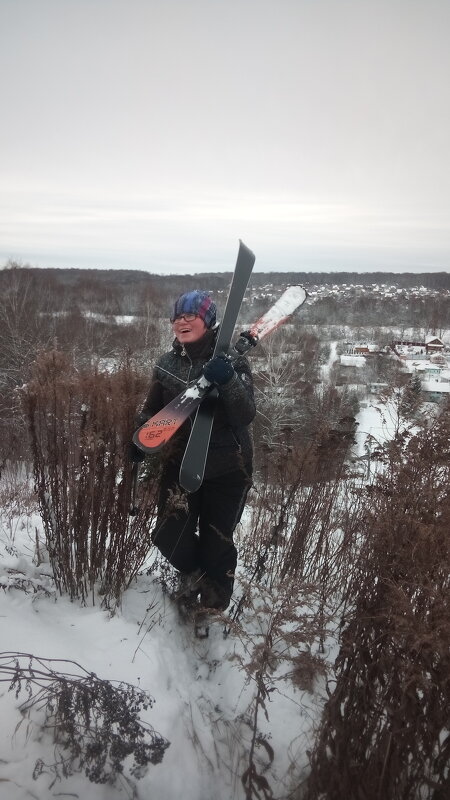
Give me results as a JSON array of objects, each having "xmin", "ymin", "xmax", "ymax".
[{"xmin": 129, "ymin": 290, "xmax": 255, "ymax": 612}]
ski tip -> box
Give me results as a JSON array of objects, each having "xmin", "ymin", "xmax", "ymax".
[
  {"xmin": 287, "ymin": 284, "xmax": 308, "ymax": 300},
  {"xmin": 238, "ymin": 239, "xmax": 255, "ymax": 262},
  {"xmin": 179, "ymin": 474, "xmax": 203, "ymax": 493}
]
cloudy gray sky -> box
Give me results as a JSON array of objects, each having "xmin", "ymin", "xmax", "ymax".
[{"xmin": 1, "ymin": 0, "xmax": 449, "ymax": 273}]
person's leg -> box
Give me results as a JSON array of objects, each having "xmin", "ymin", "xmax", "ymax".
[
  {"xmin": 151, "ymin": 464, "xmax": 201, "ymax": 573},
  {"xmin": 197, "ymin": 468, "xmax": 251, "ymax": 609}
]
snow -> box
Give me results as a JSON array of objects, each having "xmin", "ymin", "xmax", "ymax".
[
  {"xmin": 421, "ymin": 380, "xmax": 450, "ymax": 393},
  {"xmin": 115, "ymin": 315, "xmax": 138, "ymax": 325},
  {"xmin": 0, "ymin": 500, "xmax": 326, "ymax": 799},
  {"xmin": 425, "ymin": 335, "xmax": 444, "ymax": 345},
  {"xmin": 184, "ymin": 375, "xmax": 211, "ymax": 399},
  {"xmin": 353, "ymin": 395, "xmax": 416, "ymax": 462},
  {"xmin": 340, "ymin": 354, "xmax": 366, "ymax": 367},
  {"xmin": 354, "ymin": 403, "xmax": 391, "ymax": 456},
  {"xmin": 82, "ymin": 312, "xmax": 138, "ymax": 325},
  {"xmin": 320, "ymin": 341, "xmax": 338, "ymax": 381}
]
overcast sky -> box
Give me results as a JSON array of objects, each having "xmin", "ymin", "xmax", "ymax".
[{"xmin": 1, "ymin": 0, "xmax": 449, "ymax": 274}]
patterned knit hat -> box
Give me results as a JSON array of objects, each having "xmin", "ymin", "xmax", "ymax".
[{"xmin": 170, "ymin": 290, "xmax": 217, "ymax": 328}]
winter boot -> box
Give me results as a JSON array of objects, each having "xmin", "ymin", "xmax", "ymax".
[
  {"xmin": 199, "ymin": 575, "xmax": 230, "ymax": 612},
  {"xmin": 193, "ymin": 577, "xmax": 230, "ymax": 638},
  {"xmin": 176, "ymin": 568, "xmax": 203, "ymax": 615}
]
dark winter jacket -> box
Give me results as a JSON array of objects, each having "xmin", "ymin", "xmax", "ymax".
[{"xmin": 139, "ymin": 329, "xmax": 255, "ymax": 479}]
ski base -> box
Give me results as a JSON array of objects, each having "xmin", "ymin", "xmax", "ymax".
[{"xmin": 179, "ymin": 240, "xmax": 256, "ymax": 492}]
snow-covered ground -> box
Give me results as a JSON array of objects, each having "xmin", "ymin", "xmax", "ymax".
[
  {"xmin": 319, "ymin": 340, "xmax": 338, "ymax": 381},
  {"xmin": 354, "ymin": 402, "xmax": 393, "ymax": 457},
  {"xmin": 0, "ymin": 498, "xmax": 328, "ymax": 800},
  {"xmin": 340, "ymin": 354, "xmax": 366, "ymax": 368},
  {"xmin": 0, "ymin": 366, "xmax": 439, "ymax": 798}
]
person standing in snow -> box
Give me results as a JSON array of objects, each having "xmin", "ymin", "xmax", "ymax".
[{"xmin": 129, "ymin": 290, "xmax": 255, "ymax": 612}]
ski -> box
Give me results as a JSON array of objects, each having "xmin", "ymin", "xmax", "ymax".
[
  {"xmin": 179, "ymin": 284, "xmax": 308, "ymax": 491},
  {"xmin": 133, "ymin": 284, "xmax": 308, "ymax": 457},
  {"xmin": 178, "ymin": 241, "xmax": 256, "ymax": 492}
]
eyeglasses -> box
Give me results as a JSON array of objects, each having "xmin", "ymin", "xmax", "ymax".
[{"xmin": 172, "ymin": 313, "xmax": 198, "ymax": 323}]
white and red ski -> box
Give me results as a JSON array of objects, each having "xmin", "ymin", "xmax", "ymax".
[{"xmin": 179, "ymin": 284, "xmax": 308, "ymax": 492}]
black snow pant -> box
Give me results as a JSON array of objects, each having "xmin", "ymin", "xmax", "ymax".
[{"xmin": 151, "ymin": 462, "xmax": 251, "ymax": 609}]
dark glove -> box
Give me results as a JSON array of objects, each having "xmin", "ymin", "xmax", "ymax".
[
  {"xmin": 203, "ymin": 354, "xmax": 234, "ymax": 385},
  {"xmin": 127, "ymin": 442, "xmax": 146, "ymax": 463}
]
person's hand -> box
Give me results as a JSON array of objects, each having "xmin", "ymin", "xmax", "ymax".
[{"xmin": 203, "ymin": 354, "xmax": 234, "ymax": 385}]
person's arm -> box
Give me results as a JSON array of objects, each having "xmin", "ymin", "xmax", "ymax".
[{"xmin": 204, "ymin": 355, "xmax": 256, "ymax": 426}]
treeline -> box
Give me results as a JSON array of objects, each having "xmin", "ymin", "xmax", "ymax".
[
  {"xmin": 3, "ymin": 263, "xmax": 450, "ymax": 318},
  {"xmin": 252, "ymin": 270, "xmax": 450, "ymax": 290},
  {"xmin": 8, "ymin": 265, "xmax": 450, "ymax": 290},
  {"xmin": 2, "ymin": 264, "xmax": 449, "ymax": 376},
  {"xmin": 302, "ymin": 291, "xmax": 450, "ymax": 332},
  {"xmin": 1, "ymin": 262, "xmax": 449, "ymax": 407}
]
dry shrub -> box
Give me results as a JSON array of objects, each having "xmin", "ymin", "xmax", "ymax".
[
  {"xmin": 22, "ymin": 350, "xmax": 156, "ymax": 608},
  {"xmin": 237, "ymin": 426, "xmax": 364, "ymax": 613},
  {"xmin": 230, "ymin": 429, "xmax": 365, "ymax": 799},
  {"xmin": 0, "ymin": 460, "xmax": 36, "ymax": 546},
  {"xmin": 304, "ymin": 410, "xmax": 450, "ymax": 800},
  {"xmin": 231, "ymin": 577, "xmax": 326, "ymax": 800},
  {"xmin": 289, "ymin": 651, "xmax": 327, "ymax": 693},
  {"xmin": 1, "ymin": 651, "xmax": 169, "ymax": 789}
]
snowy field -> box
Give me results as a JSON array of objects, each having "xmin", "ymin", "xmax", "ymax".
[
  {"xmin": 354, "ymin": 402, "xmax": 395, "ymax": 456},
  {"xmin": 0, "ymin": 497, "xmax": 329, "ymax": 800}
]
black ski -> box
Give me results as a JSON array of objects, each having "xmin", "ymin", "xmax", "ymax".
[{"xmin": 179, "ymin": 240, "xmax": 255, "ymax": 492}]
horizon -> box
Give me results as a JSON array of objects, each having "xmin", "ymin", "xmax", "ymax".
[{"xmin": 5, "ymin": 261, "xmax": 450, "ymax": 280}]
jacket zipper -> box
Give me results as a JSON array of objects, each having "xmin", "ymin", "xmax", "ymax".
[{"xmin": 181, "ymin": 348, "xmax": 193, "ymax": 385}]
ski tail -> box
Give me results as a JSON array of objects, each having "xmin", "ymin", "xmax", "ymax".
[
  {"xmin": 133, "ymin": 376, "xmax": 212, "ymax": 452},
  {"xmin": 133, "ymin": 412, "xmax": 186, "ymax": 451}
]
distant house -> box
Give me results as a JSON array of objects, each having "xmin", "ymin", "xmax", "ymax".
[
  {"xmin": 345, "ymin": 342, "xmax": 379, "ymax": 355},
  {"xmin": 403, "ymin": 355, "xmax": 450, "ymax": 402},
  {"xmin": 421, "ymin": 380, "xmax": 450, "ymax": 402},
  {"xmin": 404, "ymin": 361, "xmax": 448, "ymax": 379},
  {"xmin": 425, "ymin": 336, "xmax": 444, "ymax": 354},
  {"xmin": 393, "ymin": 338, "xmax": 446, "ymax": 357},
  {"xmin": 369, "ymin": 382, "xmax": 389, "ymax": 393}
]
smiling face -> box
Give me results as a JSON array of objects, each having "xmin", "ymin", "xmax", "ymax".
[{"xmin": 172, "ymin": 313, "xmax": 207, "ymax": 344}]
